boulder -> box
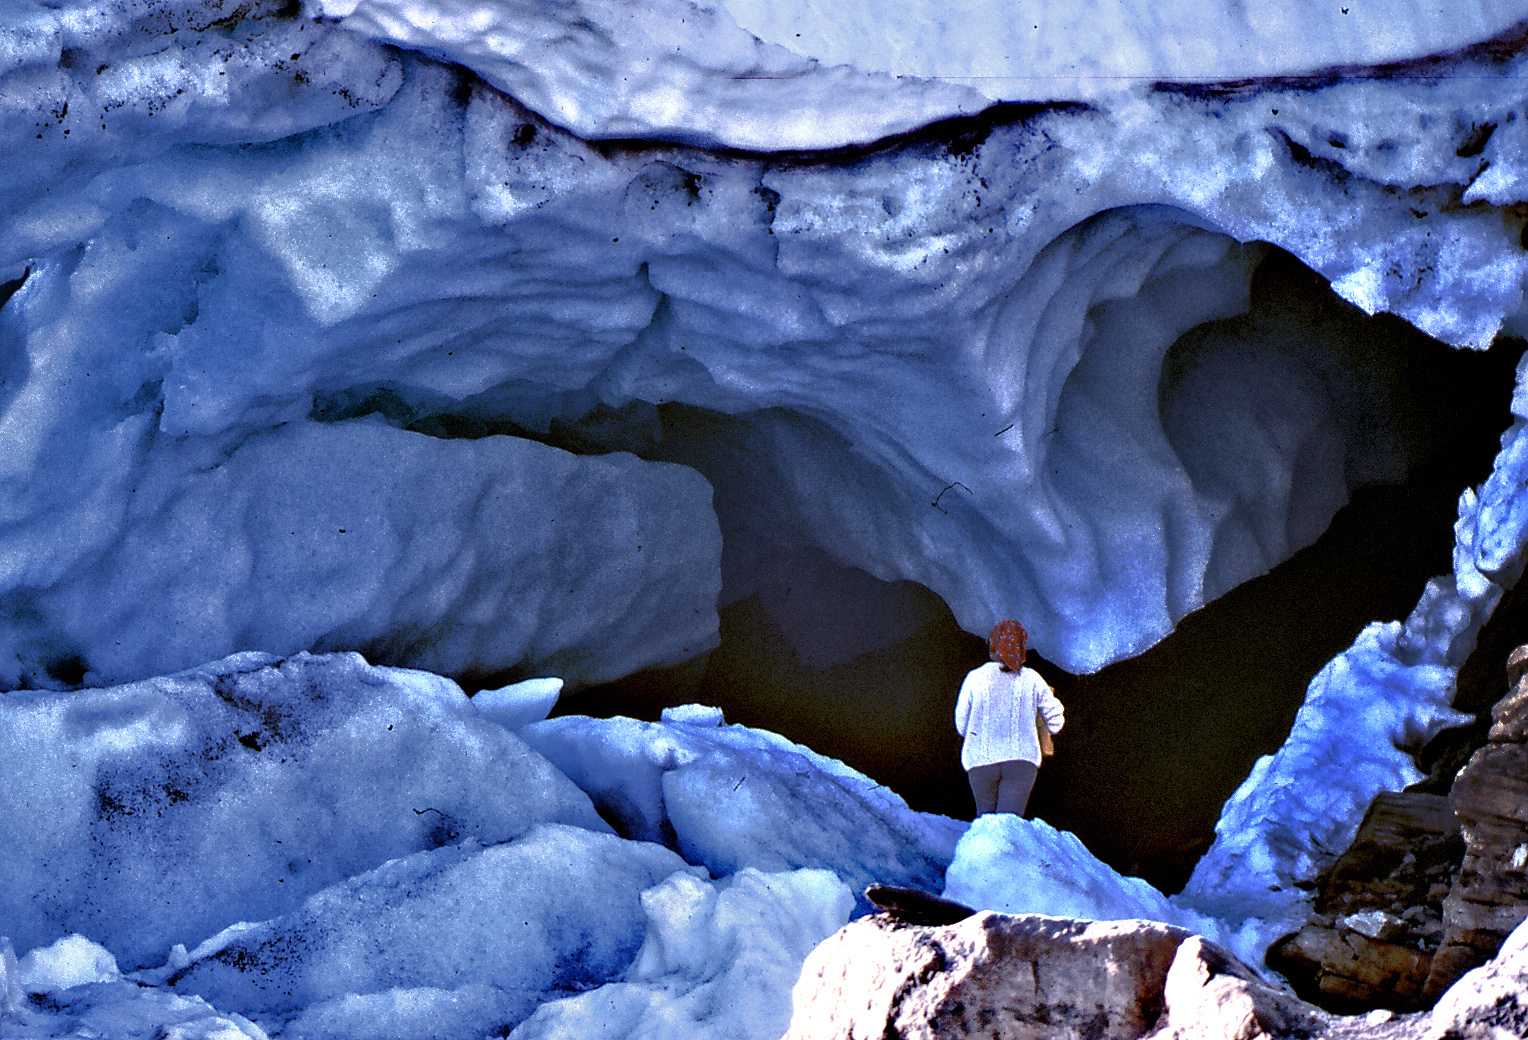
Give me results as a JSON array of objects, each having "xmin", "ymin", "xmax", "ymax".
[
  {"xmin": 1422, "ymin": 652, "xmax": 1528, "ymax": 1001},
  {"xmin": 1427, "ymin": 915, "xmax": 1528, "ymax": 1040},
  {"xmin": 1265, "ymin": 790, "xmax": 1460, "ymax": 1012},
  {"xmin": 783, "ymin": 910, "xmax": 1320, "ymax": 1040}
]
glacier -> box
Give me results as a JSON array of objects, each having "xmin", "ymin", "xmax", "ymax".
[{"xmin": 5, "ymin": 0, "xmax": 1528, "ymax": 1036}]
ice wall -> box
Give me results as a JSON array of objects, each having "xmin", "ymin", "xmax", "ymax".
[
  {"xmin": 4, "ymin": 0, "xmax": 1528, "ymax": 682},
  {"xmin": 323, "ymin": 0, "xmax": 1528, "ymax": 148}
]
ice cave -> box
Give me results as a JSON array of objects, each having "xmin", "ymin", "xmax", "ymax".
[{"xmin": 5, "ymin": 0, "xmax": 1528, "ymax": 1036}]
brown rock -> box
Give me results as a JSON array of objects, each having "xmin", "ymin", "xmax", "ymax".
[
  {"xmin": 1267, "ymin": 791, "xmax": 1459, "ymax": 1014},
  {"xmin": 1267, "ymin": 925, "xmax": 1432, "ymax": 1011},
  {"xmin": 1157, "ymin": 935, "xmax": 1321, "ymax": 1040},
  {"xmin": 1314, "ymin": 792, "xmax": 1462, "ymax": 918},
  {"xmin": 1422, "ymin": 674, "xmax": 1528, "ymax": 1003},
  {"xmin": 784, "ymin": 912, "xmax": 1191, "ymax": 1040}
]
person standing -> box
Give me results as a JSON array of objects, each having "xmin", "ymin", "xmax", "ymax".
[{"xmin": 955, "ymin": 620, "xmax": 1064, "ymax": 817}]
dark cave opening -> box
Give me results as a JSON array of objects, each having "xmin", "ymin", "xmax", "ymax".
[
  {"xmin": 312, "ymin": 240, "xmax": 1523, "ymax": 896},
  {"xmin": 557, "ymin": 248, "xmax": 1522, "ymax": 896}
]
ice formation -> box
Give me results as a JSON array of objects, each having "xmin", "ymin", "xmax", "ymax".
[
  {"xmin": 6, "ymin": 0, "xmax": 1528, "ymax": 679},
  {"xmin": 5, "ymin": 0, "xmax": 1528, "ymax": 1036},
  {"xmin": 0, "ymin": 652, "xmax": 608, "ymax": 966},
  {"xmin": 323, "ymin": 0, "xmax": 1528, "ymax": 148},
  {"xmin": 519, "ymin": 710, "xmax": 965, "ymax": 912},
  {"xmin": 0, "ymin": 656, "xmax": 884, "ymax": 1039}
]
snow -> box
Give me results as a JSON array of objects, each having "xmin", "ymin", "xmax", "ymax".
[
  {"xmin": 1169, "ymin": 349, "xmax": 1528, "ymax": 955},
  {"xmin": 321, "ymin": 0, "xmax": 1528, "ymax": 149},
  {"xmin": 471, "ymin": 677, "xmax": 563, "ymax": 730},
  {"xmin": 13, "ymin": 937, "xmax": 122, "ymax": 994},
  {"xmin": 171, "ymin": 825, "xmax": 696, "ymax": 1014},
  {"xmin": 943, "ymin": 815, "xmax": 1220, "ymax": 936},
  {"xmin": 4, "ymin": 0, "xmax": 1528, "ymax": 1035},
  {"xmin": 507, "ymin": 868, "xmax": 854, "ymax": 1040},
  {"xmin": 0, "ymin": 651, "xmax": 608, "ymax": 967},
  {"xmin": 0, "ymin": 410, "xmax": 720, "ymax": 690},
  {"xmin": 0, "ymin": 663, "xmax": 906, "ymax": 1039},
  {"xmin": 518, "ymin": 712, "xmax": 966, "ymax": 914}
]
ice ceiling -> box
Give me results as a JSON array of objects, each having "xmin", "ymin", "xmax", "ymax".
[
  {"xmin": 6, "ymin": 0, "xmax": 1528, "ymax": 693},
  {"xmin": 8, "ymin": 0, "xmax": 1528, "ymax": 1035}
]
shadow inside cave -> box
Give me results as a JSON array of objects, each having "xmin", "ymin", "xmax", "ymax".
[{"xmin": 555, "ymin": 250, "xmax": 1522, "ymax": 896}]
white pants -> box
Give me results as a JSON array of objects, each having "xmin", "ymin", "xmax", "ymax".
[{"xmin": 967, "ymin": 759, "xmax": 1038, "ymax": 816}]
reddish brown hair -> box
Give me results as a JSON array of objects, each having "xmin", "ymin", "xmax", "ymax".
[{"xmin": 988, "ymin": 620, "xmax": 1027, "ymax": 670}]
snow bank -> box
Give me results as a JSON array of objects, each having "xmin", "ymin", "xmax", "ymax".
[
  {"xmin": 507, "ymin": 868, "xmax": 855, "ymax": 1040},
  {"xmin": 171, "ymin": 825, "xmax": 695, "ymax": 1014},
  {"xmin": 519, "ymin": 710, "xmax": 966, "ymax": 912},
  {"xmin": 0, "ymin": 651, "xmax": 606, "ymax": 967}
]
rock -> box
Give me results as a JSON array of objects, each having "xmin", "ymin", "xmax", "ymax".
[
  {"xmin": 1268, "ymin": 925, "xmax": 1433, "ymax": 1012},
  {"xmin": 784, "ymin": 912, "xmax": 1188, "ymax": 1040},
  {"xmin": 783, "ymin": 911, "xmax": 1320, "ymax": 1040},
  {"xmin": 1158, "ymin": 935, "xmax": 1321, "ymax": 1040},
  {"xmin": 1267, "ymin": 642, "xmax": 1528, "ymax": 1014},
  {"xmin": 1427, "ymin": 916, "xmax": 1528, "ymax": 1040},
  {"xmin": 862, "ymin": 885, "xmax": 976, "ymax": 927},
  {"xmin": 1423, "ymin": 659, "xmax": 1528, "ymax": 1002},
  {"xmin": 1266, "ymin": 791, "xmax": 1461, "ymax": 1013}
]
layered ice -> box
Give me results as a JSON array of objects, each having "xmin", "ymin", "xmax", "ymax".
[
  {"xmin": 5, "ymin": 0, "xmax": 1528, "ymax": 675},
  {"xmin": 0, "ymin": 416, "xmax": 720, "ymax": 690},
  {"xmin": 0, "ymin": 651, "xmax": 607, "ymax": 967},
  {"xmin": 519, "ymin": 710, "xmax": 966, "ymax": 911},
  {"xmin": 322, "ymin": 0, "xmax": 1528, "ymax": 148}
]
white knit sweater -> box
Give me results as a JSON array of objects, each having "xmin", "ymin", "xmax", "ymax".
[{"xmin": 954, "ymin": 662, "xmax": 1065, "ymax": 769}]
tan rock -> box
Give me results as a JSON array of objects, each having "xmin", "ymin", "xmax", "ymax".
[
  {"xmin": 1269, "ymin": 924, "xmax": 1432, "ymax": 1011},
  {"xmin": 783, "ymin": 912, "xmax": 1191, "ymax": 1040},
  {"xmin": 1157, "ymin": 935, "xmax": 1320, "ymax": 1040},
  {"xmin": 784, "ymin": 912, "xmax": 1329, "ymax": 1040},
  {"xmin": 1427, "ymin": 916, "xmax": 1528, "ymax": 1040}
]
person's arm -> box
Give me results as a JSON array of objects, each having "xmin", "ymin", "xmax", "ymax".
[
  {"xmin": 1037, "ymin": 679, "xmax": 1064, "ymax": 734},
  {"xmin": 955, "ymin": 671, "xmax": 975, "ymax": 736}
]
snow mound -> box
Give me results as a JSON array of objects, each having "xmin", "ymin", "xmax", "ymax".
[
  {"xmin": 519, "ymin": 712, "xmax": 966, "ymax": 912},
  {"xmin": 942, "ymin": 815, "xmax": 1219, "ymax": 937},
  {"xmin": 0, "ymin": 651, "xmax": 606, "ymax": 968},
  {"xmin": 171, "ymin": 825, "xmax": 695, "ymax": 1014}
]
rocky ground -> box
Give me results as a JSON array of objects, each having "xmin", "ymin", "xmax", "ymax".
[
  {"xmin": 782, "ymin": 894, "xmax": 1528, "ymax": 1040},
  {"xmin": 1268, "ymin": 643, "xmax": 1528, "ymax": 1013}
]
